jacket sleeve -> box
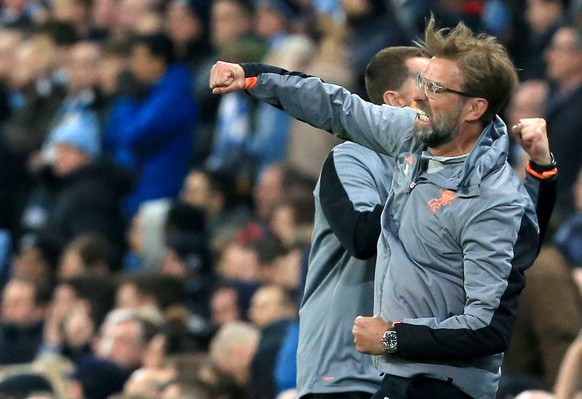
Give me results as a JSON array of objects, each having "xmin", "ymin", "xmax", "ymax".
[
  {"xmin": 319, "ymin": 145, "xmax": 392, "ymax": 259},
  {"xmin": 243, "ymin": 64, "xmax": 417, "ymax": 158},
  {"xmin": 394, "ymin": 201, "xmax": 539, "ymax": 360},
  {"xmin": 523, "ymin": 162, "xmax": 558, "ymax": 248}
]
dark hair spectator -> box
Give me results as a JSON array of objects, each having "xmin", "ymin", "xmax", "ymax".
[
  {"xmin": 131, "ymin": 32, "xmax": 176, "ymax": 65},
  {"xmin": 117, "ymin": 272, "xmax": 186, "ymax": 311},
  {"xmin": 59, "ymin": 233, "xmax": 120, "ymax": 278}
]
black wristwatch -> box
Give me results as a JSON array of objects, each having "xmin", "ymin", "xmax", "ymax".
[
  {"xmin": 529, "ymin": 152, "xmax": 557, "ymax": 173},
  {"xmin": 381, "ymin": 329, "xmax": 398, "ymax": 353}
]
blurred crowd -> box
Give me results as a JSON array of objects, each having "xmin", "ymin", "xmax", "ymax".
[{"xmin": 0, "ymin": 0, "xmax": 580, "ymax": 398}]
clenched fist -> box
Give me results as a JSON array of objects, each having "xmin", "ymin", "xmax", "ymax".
[
  {"xmin": 352, "ymin": 315, "xmax": 393, "ymax": 355},
  {"xmin": 511, "ymin": 118, "xmax": 552, "ymax": 165},
  {"xmin": 209, "ymin": 61, "xmax": 246, "ymax": 94}
]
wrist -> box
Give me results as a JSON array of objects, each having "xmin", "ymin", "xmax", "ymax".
[
  {"xmin": 527, "ymin": 153, "xmax": 557, "ymax": 180},
  {"xmin": 381, "ymin": 329, "xmax": 398, "ymax": 354},
  {"xmin": 529, "ymin": 152, "xmax": 556, "ymax": 171}
]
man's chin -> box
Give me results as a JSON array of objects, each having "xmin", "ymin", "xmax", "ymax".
[
  {"xmin": 413, "ymin": 129, "xmax": 455, "ymax": 148},
  {"xmin": 412, "ymin": 126, "xmax": 432, "ymax": 143}
]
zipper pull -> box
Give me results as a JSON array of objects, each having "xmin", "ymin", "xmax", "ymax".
[{"xmin": 409, "ymin": 181, "xmax": 417, "ymax": 190}]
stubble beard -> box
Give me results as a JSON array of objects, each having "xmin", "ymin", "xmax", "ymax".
[{"xmin": 412, "ymin": 102, "xmax": 463, "ymax": 148}]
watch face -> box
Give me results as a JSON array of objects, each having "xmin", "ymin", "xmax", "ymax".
[{"xmin": 382, "ymin": 330, "xmax": 397, "ymax": 353}]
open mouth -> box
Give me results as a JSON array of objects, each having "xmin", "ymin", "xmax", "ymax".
[{"xmin": 416, "ymin": 109, "xmax": 430, "ymax": 123}]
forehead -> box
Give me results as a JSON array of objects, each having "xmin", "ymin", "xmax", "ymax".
[
  {"xmin": 405, "ymin": 56, "xmax": 430, "ymax": 73},
  {"xmin": 424, "ymin": 57, "xmax": 464, "ymax": 86}
]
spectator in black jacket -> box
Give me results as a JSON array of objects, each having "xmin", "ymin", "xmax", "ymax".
[
  {"xmin": 0, "ymin": 277, "xmax": 51, "ymax": 364},
  {"xmin": 20, "ymin": 114, "xmax": 132, "ymax": 259}
]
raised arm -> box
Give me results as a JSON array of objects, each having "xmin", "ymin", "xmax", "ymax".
[
  {"xmin": 209, "ymin": 61, "xmax": 418, "ymax": 157},
  {"xmin": 513, "ymin": 118, "xmax": 558, "ymax": 247}
]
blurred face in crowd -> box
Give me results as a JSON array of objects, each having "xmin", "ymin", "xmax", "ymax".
[
  {"xmin": 161, "ymin": 248, "xmax": 187, "ymax": 278},
  {"xmin": 10, "ymin": 40, "xmax": 44, "ymax": 89},
  {"xmin": 545, "ymin": 27, "xmax": 582, "ymax": 88},
  {"xmin": 135, "ymin": 11, "xmax": 164, "ymax": 35},
  {"xmin": 51, "ymin": 283, "xmax": 78, "ymax": 318},
  {"xmin": 63, "ymin": 303, "xmax": 95, "ymax": 348},
  {"xmin": 50, "ymin": 283, "xmax": 95, "ymax": 350},
  {"xmin": 526, "ymin": 0, "xmax": 563, "ymax": 34},
  {"xmin": 166, "ymin": 1, "xmax": 203, "ymax": 45},
  {"xmin": 505, "ymin": 80, "xmax": 547, "ymax": 128},
  {"xmin": 99, "ymin": 52, "xmax": 127, "ymax": 95},
  {"xmin": 209, "ymin": 322, "xmax": 259, "ymax": 385},
  {"xmin": 1, "ymin": 280, "xmax": 42, "ymax": 325},
  {"xmin": 67, "ymin": 42, "xmax": 101, "ymax": 92},
  {"xmin": 92, "ymin": 0, "xmax": 119, "ymax": 31},
  {"xmin": 116, "ymin": 282, "xmax": 141, "ymax": 310},
  {"xmin": 210, "ymin": 0, "xmax": 252, "ymax": 48},
  {"xmin": 255, "ymin": 6, "xmax": 285, "ymax": 39},
  {"xmin": 117, "ymin": 0, "xmax": 154, "ymax": 37},
  {"xmin": 59, "ymin": 246, "xmax": 85, "ymax": 279},
  {"xmin": 31, "ymin": 33, "xmax": 58, "ymax": 74},
  {"xmin": 216, "ymin": 242, "xmax": 260, "ymax": 282},
  {"xmin": 248, "ymin": 286, "xmax": 289, "ymax": 328},
  {"xmin": 341, "ymin": 0, "xmax": 370, "ymax": 18},
  {"xmin": 3, "ymin": 0, "xmax": 27, "ymax": 11},
  {"xmin": 12, "ymin": 246, "xmax": 51, "ymax": 282},
  {"xmin": 0, "ymin": 29, "xmax": 22, "ymax": 80},
  {"xmin": 53, "ymin": 0, "xmax": 90, "ymax": 25},
  {"xmin": 272, "ymin": 247, "xmax": 301, "ymax": 289},
  {"xmin": 254, "ymin": 165, "xmax": 284, "ymax": 220},
  {"xmin": 130, "ymin": 43, "xmax": 165, "ymax": 84},
  {"xmin": 270, "ymin": 203, "xmax": 295, "ymax": 243},
  {"xmin": 180, "ymin": 171, "xmax": 211, "ymax": 208},
  {"xmin": 211, "ymin": 287, "xmax": 240, "ymax": 326},
  {"xmin": 52, "ymin": 143, "xmax": 92, "ymax": 177},
  {"xmin": 99, "ymin": 318, "xmax": 145, "ymax": 369}
]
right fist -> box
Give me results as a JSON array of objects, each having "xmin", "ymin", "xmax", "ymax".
[{"xmin": 209, "ymin": 61, "xmax": 246, "ymax": 94}]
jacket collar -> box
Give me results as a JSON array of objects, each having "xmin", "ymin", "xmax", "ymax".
[{"xmin": 418, "ymin": 116, "xmax": 509, "ymax": 197}]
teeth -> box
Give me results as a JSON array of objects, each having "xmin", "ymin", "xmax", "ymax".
[{"xmin": 416, "ymin": 110, "xmax": 430, "ymax": 122}]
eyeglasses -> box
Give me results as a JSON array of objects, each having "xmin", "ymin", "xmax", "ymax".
[{"xmin": 416, "ymin": 72, "xmax": 476, "ymax": 99}]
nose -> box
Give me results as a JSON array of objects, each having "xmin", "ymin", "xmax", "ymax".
[{"xmin": 412, "ymin": 83, "xmax": 427, "ymax": 103}]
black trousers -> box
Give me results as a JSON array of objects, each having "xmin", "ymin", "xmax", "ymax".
[
  {"xmin": 370, "ymin": 374, "xmax": 475, "ymax": 399},
  {"xmin": 302, "ymin": 392, "xmax": 373, "ymax": 399}
]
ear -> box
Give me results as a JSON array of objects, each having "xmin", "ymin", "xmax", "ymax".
[
  {"xmin": 464, "ymin": 98, "xmax": 489, "ymax": 122},
  {"xmin": 383, "ymin": 91, "xmax": 401, "ymax": 107}
]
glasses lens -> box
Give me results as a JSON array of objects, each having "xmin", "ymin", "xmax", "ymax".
[{"xmin": 429, "ymin": 81, "xmax": 438, "ymax": 95}]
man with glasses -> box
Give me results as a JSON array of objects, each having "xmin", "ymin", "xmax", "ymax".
[
  {"xmin": 294, "ymin": 47, "xmax": 429, "ymax": 399},
  {"xmin": 210, "ymin": 16, "xmax": 549, "ymax": 399}
]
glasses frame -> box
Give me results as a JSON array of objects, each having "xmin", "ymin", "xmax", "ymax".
[{"xmin": 416, "ymin": 72, "xmax": 476, "ymax": 99}]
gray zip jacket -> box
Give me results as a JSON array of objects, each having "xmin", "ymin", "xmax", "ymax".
[
  {"xmin": 298, "ymin": 142, "xmax": 393, "ymax": 397},
  {"xmin": 242, "ymin": 66, "xmax": 540, "ymax": 399}
]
